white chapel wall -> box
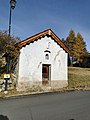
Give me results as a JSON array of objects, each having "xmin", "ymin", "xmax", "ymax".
[{"xmin": 18, "ymin": 36, "xmax": 68, "ymax": 84}]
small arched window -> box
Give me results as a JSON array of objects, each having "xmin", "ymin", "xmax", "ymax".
[{"xmin": 45, "ymin": 54, "xmax": 49, "ymax": 60}]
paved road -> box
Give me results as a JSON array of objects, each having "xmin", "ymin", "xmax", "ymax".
[{"xmin": 0, "ymin": 91, "xmax": 90, "ymax": 120}]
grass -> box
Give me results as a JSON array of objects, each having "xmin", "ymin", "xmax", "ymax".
[{"xmin": 68, "ymin": 67, "xmax": 90, "ymax": 89}]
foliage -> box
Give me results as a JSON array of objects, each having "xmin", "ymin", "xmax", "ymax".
[
  {"xmin": 61, "ymin": 38, "xmax": 67, "ymax": 45},
  {"xmin": 81, "ymin": 55, "xmax": 90, "ymax": 68},
  {"xmin": 0, "ymin": 30, "xmax": 20, "ymax": 73},
  {"xmin": 66, "ymin": 29, "xmax": 76, "ymax": 54},
  {"xmin": 66, "ymin": 29, "xmax": 87, "ymax": 56},
  {"xmin": 66, "ymin": 29, "xmax": 88, "ymax": 67},
  {"xmin": 0, "ymin": 30, "xmax": 20, "ymax": 55},
  {"xmin": 73, "ymin": 32, "xmax": 87, "ymax": 60}
]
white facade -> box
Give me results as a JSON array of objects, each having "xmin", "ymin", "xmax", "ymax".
[{"xmin": 17, "ymin": 36, "xmax": 68, "ymax": 90}]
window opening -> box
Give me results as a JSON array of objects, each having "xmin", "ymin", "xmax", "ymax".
[{"xmin": 45, "ymin": 54, "xmax": 49, "ymax": 60}]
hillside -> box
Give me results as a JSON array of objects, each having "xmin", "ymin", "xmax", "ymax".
[{"xmin": 68, "ymin": 67, "xmax": 90, "ymax": 88}]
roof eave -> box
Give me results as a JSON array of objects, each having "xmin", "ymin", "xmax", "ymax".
[{"xmin": 18, "ymin": 29, "xmax": 73, "ymax": 57}]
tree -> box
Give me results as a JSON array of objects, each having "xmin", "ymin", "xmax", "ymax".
[
  {"xmin": 73, "ymin": 32, "xmax": 87, "ymax": 62},
  {"xmin": 66, "ymin": 29, "xmax": 76, "ymax": 54},
  {"xmin": 0, "ymin": 30, "xmax": 20, "ymax": 73},
  {"xmin": 0, "ymin": 30, "xmax": 20, "ymax": 55},
  {"xmin": 66, "ymin": 29, "xmax": 88, "ymax": 67},
  {"xmin": 61, "ymin": 38, "xmax": 67, "ymax": 46}
]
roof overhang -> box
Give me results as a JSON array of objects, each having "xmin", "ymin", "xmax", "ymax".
[{"xmin": 18, "ymin": 29, "xmax": 73, "ymax": 57}]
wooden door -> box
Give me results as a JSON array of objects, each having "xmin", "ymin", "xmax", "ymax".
[{"xmin": 42, "ymin": 64, "xmax": 51, "ymax": 84}]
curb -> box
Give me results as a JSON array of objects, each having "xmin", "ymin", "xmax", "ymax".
[{"xmin": 0, "ymin": 88, "xmax": 90, "ymax": 100}]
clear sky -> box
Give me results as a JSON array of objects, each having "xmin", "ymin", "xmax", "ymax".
[{"xmin": 0, "ymin": 0, "xmax": 90, "ymax": 52}]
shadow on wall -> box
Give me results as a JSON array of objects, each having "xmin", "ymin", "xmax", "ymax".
[{"xmin": 0, "ymin": 115, "xmax": 9, "ymax": 120}]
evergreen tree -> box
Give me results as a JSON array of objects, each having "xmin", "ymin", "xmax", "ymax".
[
  {"xmin": 73, "ymin": 32, "xmax": 87, "ymax": 61},
  {"xmin": 66, "ymin": 29, "xmax": 76, "ymax": 54},
  {"xmin": 61, "ymin": 38, "xmax": 67, "ymax": 45}
]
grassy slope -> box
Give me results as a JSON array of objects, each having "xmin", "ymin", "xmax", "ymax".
[{"xmin": 68, "ymin": 67, "xmax": 90, "ymax": 88}]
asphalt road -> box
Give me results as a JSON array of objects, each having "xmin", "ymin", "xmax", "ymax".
[{"xmin": 0, "ymin": 91, "xmax": 90, "ymax": 120}]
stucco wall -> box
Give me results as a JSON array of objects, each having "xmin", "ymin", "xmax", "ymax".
[{"xmin": 17, "ymin": 36, "xmax": 68, "ymax": 90}]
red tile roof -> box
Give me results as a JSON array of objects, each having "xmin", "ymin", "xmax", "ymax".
[{"xmin": 18, "ymin": 29, "xmax": 73, "ymax": 56}]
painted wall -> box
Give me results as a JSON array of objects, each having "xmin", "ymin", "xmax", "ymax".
[{"xmin": 17, "ymin": 36, "xmax": 68, "ymax": 89}]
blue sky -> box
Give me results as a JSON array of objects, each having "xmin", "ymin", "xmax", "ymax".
[{"xmin": 0, "ymin": 0, "xmax": 90, "ymax": 51}]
